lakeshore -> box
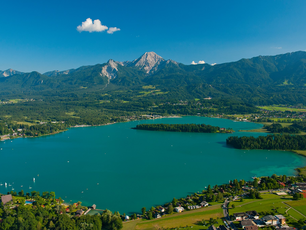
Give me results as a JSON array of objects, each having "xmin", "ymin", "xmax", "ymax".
[{"xmin": 0, "ymin": 116, "xmax": 306, "ymax": 214}]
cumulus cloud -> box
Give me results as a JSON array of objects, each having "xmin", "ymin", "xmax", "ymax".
[
  {"xmin": 77, "ymin": 18, "xmax": 108, "ymax": 33},
  {"xmin": 107, "ymin": 27, "xmax": 121, "ymax": 34},
  {"xmin": 191, "ymin": 60, "xmax": 205, "ymax": 65},
  {"xmin": 211, "ymin": 63, "xmax": 217, "ymax": 66}
]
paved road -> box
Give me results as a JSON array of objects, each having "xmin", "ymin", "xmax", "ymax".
[{"xmin": 222, "ymin": 199, "xmax": 237, "ymax": 230}]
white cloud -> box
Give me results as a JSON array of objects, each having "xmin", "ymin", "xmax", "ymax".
[
  {"xmin": 77, "ymin": 18, "xmax": 108, "ymax": 33},
  {"xmin": 271, "ymin": 46, "xmax": 282, "ymax": 50},
  {"xmin": 107, "ymin": 27, "xmax": 121, "ymax": 34},
  {"xmin": 191, "ymin": 60, "xmax": 205, "ymax": 65},
  {"xmin": 211, "ymin": 63, "xmax": 217, "ymax": 66}
]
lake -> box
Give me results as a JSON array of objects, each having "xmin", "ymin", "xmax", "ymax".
[{"xmin": 0, "ymin": 116, "xmax": 305, "ymax": 214}]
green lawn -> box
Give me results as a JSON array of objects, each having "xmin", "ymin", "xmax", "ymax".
[
  {"xmin": 229, "ymin": 194, "xmax": 292, "ymax": 216},
  {"xmin": 287, "ymin": 208, "xmax": 305, "ymax": 220},
  {"xmin": 258, "ymin": 106, "xmax": 306, "ymax": 112},
  {"xmin": 286, "ymin": 199, "xmax": 306, "ymax": 216},
  {"xmin": 122, "ymin": 205, "xmax": 223, "ymax": 230},
  {"xmin": 16, "ymin": 121, "xmax": 36, "ymax": 126}
]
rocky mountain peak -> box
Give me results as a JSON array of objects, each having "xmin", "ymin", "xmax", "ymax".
[
  {"xmin": 132, "ymin": 52, "xmax": 165, "ymax": 73},
  {"xmin": 101, "ymin": 59, "xmax": 121, "ymax": 79},
  {"xmin": 0, "ymin": 69, "xmax": 23, "ymax": 77}
]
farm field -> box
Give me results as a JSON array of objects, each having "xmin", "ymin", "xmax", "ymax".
[
  {"xmin": 123, "ymin": 205, "xmax": 223, "ymax": 230},
  {"xmin": 286, "ymin": 199, "xmax": 306, "ymax": 216},
  {"xmin": 228, "ymin": 193, "xmax": 290, "ymax": 215},
  {"xmin": 258, "ymin": 106, "xmax": 306, "ymax": 112}
]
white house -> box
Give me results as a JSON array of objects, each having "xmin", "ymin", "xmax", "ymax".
[{"xmin": 174, "ymin": 207, "xmax": 184, "ymax": 213}]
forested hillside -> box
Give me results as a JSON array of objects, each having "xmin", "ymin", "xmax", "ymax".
[{"xmin": 1, "ymin": 51, "xmax": 306, "ymax": 105}]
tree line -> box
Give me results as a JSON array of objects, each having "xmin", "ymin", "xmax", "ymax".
[
  {"xmin": 264, "ymin": 121, "xmax": 306, "ymax": 134},
  {"xmin": 133, "ymin": 123, "xmax": 233, "ymax": 133},
  {"xmin": 226, "ymin": 134, "xmax": 306, "ymax": 150}
]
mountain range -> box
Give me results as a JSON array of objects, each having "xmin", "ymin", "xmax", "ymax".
[{"xmin": 1, "ymin": 51, "xmax": 306, "ymax": 104}]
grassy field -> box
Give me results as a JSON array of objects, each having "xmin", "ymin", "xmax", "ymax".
[
  {"xmin": 239, "ymin": 128, "xmax": 269, "ymax": 133},
  {"xmin": 287, "ymin": 208, "xmax": 305, "ymax": 220},
  {"xmin": 258, "ymin": 106, "xmax": 306, "ymax": 112},
  {"xmin": 228, "ymin": 194, "xmax": 292, "ymax": 215},
  {"xmin": 286, "ymin": 199, "xmax": 306, "ymax": 216},
  {"xmin": 123, "ymin": 205, "xmax": 223, "ymax": 230},
  {"xmin": 292, "ymin": 150, "xmax": 306, "ymax": 157},
  {"xmin": 142, "ymin": 85, "xmax": 156, "ymax": 89},
  {"xmin": 16, "ymin": 121, "xmax": 36, "ymax": 126},
  {"xmin": 123, "ymin": 195, "xmax": 306, "ymax": 230}
]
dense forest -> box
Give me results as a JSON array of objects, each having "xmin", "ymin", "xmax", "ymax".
[
  {"xmin": 133, "ymin": 123, "xmax": 233, "ymax": 133},
  {"xmin": 226, "ymin": 134, "xmax": 306, "ymax": 150},
  {"xmin": 264, "ymin": 123, "xmax": 301, "ymax": 134}
]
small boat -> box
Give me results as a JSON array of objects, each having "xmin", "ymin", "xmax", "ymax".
[
  {"xmin": 0, "ymin": 183, "xmax": 3, "ymax": 186},
  {"xmin": 12, "ymin": 188, "xmax": 14, "ymax": 190},
  {"xmin": 21, "ymin": 185, "xmax": 23, "ymax": 187},
  {"xmin": 33, "ymin": 178, "xmax": 35, "ymax": 182},
  {"xmin": 5, "ymin": 182, "xmax": 7, "ymax": 187},
  {"xmin": 29, "ymin": 187, "xmax": 32, "ymax": 189}
]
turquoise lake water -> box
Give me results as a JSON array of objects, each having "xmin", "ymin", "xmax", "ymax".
[{"xmin": 0, "ymin": 116, "xmax": 305, "ymax": 214}]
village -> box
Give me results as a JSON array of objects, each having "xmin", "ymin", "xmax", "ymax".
[{"xmin": 1, "ymin": 174, "xmax": 306, "ymax": 229}]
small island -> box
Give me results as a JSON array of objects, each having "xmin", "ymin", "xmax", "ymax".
[{"xmin": 133, "ymin": 123, "xmax": 234, "ymax": 133}]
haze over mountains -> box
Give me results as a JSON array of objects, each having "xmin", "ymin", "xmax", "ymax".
[{"xmin": 1, "ymin": 51, "xmax": 306, "ymax": 104}]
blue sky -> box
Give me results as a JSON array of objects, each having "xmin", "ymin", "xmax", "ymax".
[{"xmin": 1, "ymin": 0, "xmax": 306, "ymax": 73}]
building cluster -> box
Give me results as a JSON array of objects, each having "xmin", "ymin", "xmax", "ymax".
[
  {"xmin": 291, "ymin": 182, "xmax": 306, "ymax": 198},
  {"xmin": 234, "ymin": 211, "xmax": 294, "ymax": 230}
]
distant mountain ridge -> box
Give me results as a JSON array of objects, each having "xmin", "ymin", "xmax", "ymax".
[
  {"xmin": 2, "ymin": 51, "xmax": 306, "ymax": 105},
  {"xmin": 0, "ymin": 69, "xmax": 23, "ymax": 77}
]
